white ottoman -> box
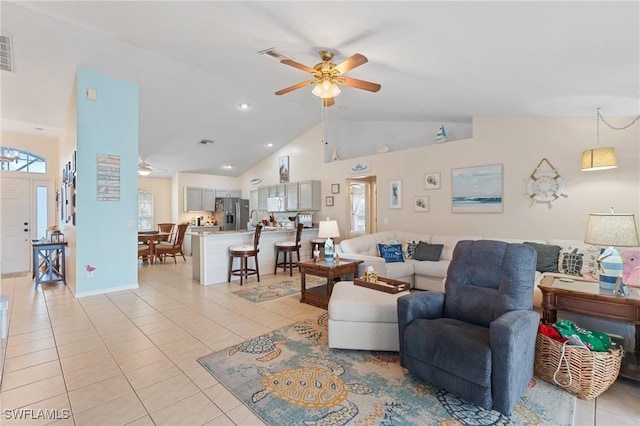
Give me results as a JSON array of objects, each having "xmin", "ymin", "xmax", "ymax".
[{"xmin": 328, "ymin": 281, "xmax": 410, "ymax": 351}]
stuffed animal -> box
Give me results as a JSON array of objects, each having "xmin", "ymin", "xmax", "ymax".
[{"xmin": 621, "ymin": 248, "xmax": 640, "ymax": 287}]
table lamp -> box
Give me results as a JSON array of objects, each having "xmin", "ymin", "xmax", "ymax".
[
  {"xmin": 584, "ymin": 211, "xmax": 640, "ymax": 290},
  {"xmin": 318, "ymin": 218, "xmax": 340, "ymax": 263}
]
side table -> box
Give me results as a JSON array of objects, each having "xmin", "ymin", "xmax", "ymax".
[
  {"xmin": 539, "ymin": 275, "xmax": 640, "ymax": 381},
  {"xmin": 298, "ymin": 259, "xmax": 363, "ymax": 309},
  {"xmin": 31, "ymin": 240, "xmax": 67, "ymax": 288}
]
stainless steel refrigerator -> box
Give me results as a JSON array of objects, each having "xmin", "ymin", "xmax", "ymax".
[{"xmin": 220, "ymin": 198, "xmax": 249, "ymax": 231}]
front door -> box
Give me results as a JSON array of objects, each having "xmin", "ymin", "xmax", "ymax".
[{"xmin": 2, "ymin": 178, "xmax": 31, "ymax": 273}]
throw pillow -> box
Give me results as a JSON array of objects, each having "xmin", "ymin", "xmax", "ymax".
[
  {"xmin": 413, "ymin": 241, "xmax": 443, "ymax": 262},
  {"xmin": 558, "ymin": 244, "xmax": 601, "ymax": 279},
  {"xmin": 378, "ymin": 243, "xmax": 405, "ymax": 263},
  {"xmin": 402, "ymin": 240, "xmax": 418, "ymax": 259},
  {"xmin": 378, "ymin": 239, "xmax": 400, "ymax": 256},
  {"xmin": 524, "ymin": 242, "xmax": 561, "ymax": 273}
]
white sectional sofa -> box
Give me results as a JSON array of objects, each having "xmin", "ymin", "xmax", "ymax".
[{"xmin": 336, "ymin": 231, "xmax": 607, "ymax": 307}]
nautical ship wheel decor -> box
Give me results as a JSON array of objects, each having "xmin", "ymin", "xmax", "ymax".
[{"xmin": 526, "ymin": 158, "xmax": 568, "ymax": 208}]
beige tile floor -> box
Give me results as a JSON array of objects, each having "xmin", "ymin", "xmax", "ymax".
[{"xmin": 1, "ymin": 258, "xmax": 638, "ymax": 425}]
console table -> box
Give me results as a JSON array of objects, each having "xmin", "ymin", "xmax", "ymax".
[
  {"xmin": 298, "ymin": 259, "xmax": 363, "ymax": 309},
  {"xmin": 31, "ymin": 240, "xmax": 67, "ymax": 288},
  {"xmin": 539, "ymin": 275, "xmax": 640, "ymax": 381}
]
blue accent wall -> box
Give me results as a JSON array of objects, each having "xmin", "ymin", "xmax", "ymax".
[{"xmin": 75, "ymin": 68, "xmax": 138, "ymax": 294}]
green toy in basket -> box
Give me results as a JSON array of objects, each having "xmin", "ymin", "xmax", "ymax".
[{"xmin": 554, "ymin": 320, "xmax": 611, "ymax": 352}]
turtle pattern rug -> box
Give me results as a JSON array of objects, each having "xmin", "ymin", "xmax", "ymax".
[
  {"xmin": 198, "ymin": 313, "xmax": 575, "ymax": 426},
  {"xmin": 231, "ymin": 277, "xmax": 325, "ymax": 303}
]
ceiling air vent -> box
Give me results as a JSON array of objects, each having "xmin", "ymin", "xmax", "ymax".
[
  {"xmin": 0, "ymin": 35, "xmax": 14, "ymax": 72},
  {"xmin": 257, "ymin": 47, "xmax": 292, "ymax": 62},
  {"xmin": 199, "ymin": 139, "xmax": 215, "ymax": 145}
]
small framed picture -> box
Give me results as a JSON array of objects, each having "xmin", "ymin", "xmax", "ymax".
[
  {"xmin": 389, "ymin": 179, "xmax": 402, "ymax": 209},
  {"xmin": 331, "ymin": 183, "xmax": 340, "ymax": 194},
  {"xmin": 424, "ymin": 172, "xmax": 441, "ymax": 190},
  {"xmin": 326, "ymin": 196, "xmax": 334, "ymax": 206},
  {"xmin": 278, "ymin": 155, "xmax": 290, "ymax": 183},
  {"xmin": 413, "ymin": 196, "xmax": 430, "ymax": 212}
]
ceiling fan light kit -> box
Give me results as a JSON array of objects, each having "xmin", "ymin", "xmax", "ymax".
[{"xmin": 275, "ymin": 50, "xmax": 380, "ymax": 106}]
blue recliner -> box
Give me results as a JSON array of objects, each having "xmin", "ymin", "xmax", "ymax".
[{"xmin": 398, "ymin": 240, "xmax": 539, "ymax": 415}]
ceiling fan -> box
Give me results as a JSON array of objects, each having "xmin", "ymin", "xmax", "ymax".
[
  {"xmin": 275, "ymin": 50, "xmax": 381, "ymax": 107},
  {"xmin": 138, "ymin": 156, "xmax": 166, "ymax": 176}
]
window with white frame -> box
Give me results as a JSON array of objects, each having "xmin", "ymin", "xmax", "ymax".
[
  {"xmin": 1, "ymin": 147, "xmax": 46, "ymax": 173},
  {"xmin": 138, "ymin": 191, "xmax": 153, "ymax": 231}
]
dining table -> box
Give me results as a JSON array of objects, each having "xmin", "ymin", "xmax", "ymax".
[{"xmin": 138, "ymin": 231, "xmax": 171, "ymax": 264}]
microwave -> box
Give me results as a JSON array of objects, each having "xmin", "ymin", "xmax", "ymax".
[{"xmin": 267, "ymin": 197, "xmax": 287, "ymax": 212}]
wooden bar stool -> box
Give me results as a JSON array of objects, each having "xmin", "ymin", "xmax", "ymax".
[
  {"xmin": 228, "ymin": 224, "xmax": 262, "ymax": 285},
  {"xmin": 274, "ymin": 223, "xmax": 304, "ymax": 276}
]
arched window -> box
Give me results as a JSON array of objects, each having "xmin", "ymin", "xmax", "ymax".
[{"xmin": 0, "ymin": 147, "xmax": 46, "ymax": 173}]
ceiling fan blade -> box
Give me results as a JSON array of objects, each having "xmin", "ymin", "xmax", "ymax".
[
  {"xmin": 275, "ymin": 79, "xmax": 317, "ymax": 95},
  {"xmin": 337, "ymin": 76, "xmax": 381, "ymax": 92},
  {"xmin": 333, "ymin": 53, "xmax": 368, "ymax": 75},
  {"xmin": 280, "ymin": 59, "xmax": 316, "ymax": 74},
  {"xmin": 322, "ymin": 97, "xmax": 335, "ymax": 107}
]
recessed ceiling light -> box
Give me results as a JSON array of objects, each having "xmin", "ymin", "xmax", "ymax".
[
  {"xmin": 223, "ymin": 164, "xmax": 233, "ymax": 169},
  {"xmin": 239, "ymin": 103, "xmax": 250, "ymax": 110},
  {"xmin": 265, "ymin": 143, "xmax": 274, "ymax": 148}
]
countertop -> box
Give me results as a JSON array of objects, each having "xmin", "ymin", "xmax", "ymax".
[{"xmin": 188, "ymin": 227, "xmax": 317, "ymax": 236}]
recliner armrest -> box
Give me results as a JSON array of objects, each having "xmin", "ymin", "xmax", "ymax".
[
  {"xmin": 489, "ymin": 310, "xmax": 539, "ymax": 414},
  {"xmin": 397, "ymin": 292, "xmax": 445, "ymax": 366}
]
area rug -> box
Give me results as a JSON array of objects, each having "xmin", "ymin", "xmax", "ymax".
[
  {"xmin": 199, "ymin": 313, "xmax": 575, "ymax": 425},
  {"xmin": 231, "ymin": 277, "xmax": 324, "ymax": 303}
]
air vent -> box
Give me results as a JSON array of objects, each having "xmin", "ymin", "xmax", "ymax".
[
  {"xmin": 199, "ymin": 139, "xmax": 215, "ymax": 145},
  {"xmin": 257, "ymin": 47, "xmax": 292, "ymax": 62},
  {"xmin": 0, "ymin": 35, "xmax": 14, "ymax": 72}
]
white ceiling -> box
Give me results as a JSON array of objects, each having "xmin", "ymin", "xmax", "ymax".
[{"xmin": 1, "ymin": 1, "xmax": 638, "ymax": 178}]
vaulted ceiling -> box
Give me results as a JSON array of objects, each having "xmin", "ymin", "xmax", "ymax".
[{"xmin": 2, "ymin": 1, "xmax": 638, "ymax": 177}]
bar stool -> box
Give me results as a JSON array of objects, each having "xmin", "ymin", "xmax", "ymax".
[
  {"xmin": 274, "ymin": 223, "xmax": 304, "ymax": 276},
  {"xmin": 228, "ymin": 224, "xmax": 262, "ymax": 285}
]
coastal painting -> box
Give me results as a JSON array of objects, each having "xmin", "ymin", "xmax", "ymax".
[{"xmin": 451, "ymin": 164, "xmax": 503, "ymax": 213}]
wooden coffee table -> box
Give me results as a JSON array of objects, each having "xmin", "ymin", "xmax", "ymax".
[
  {"xmin": 298, "ymin": 259, "xmax": 363, "ymax": 309},
  {"xmin": 539, "ymin": 275, "xmax": 640, "ymax": 381}
]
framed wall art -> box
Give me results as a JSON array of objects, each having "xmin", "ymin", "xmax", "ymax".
[
  {"xmin": 451, "ymin": 164, "xmax": 503, "ymax": 213},
  {"xmin": 389, "ymin": 179, "xmax": 402, "ymax": 209},
  {"xmin": 331, "ymin": 183, "xmax": 340, "ymax": 194},
  {"xmin": 424, "ymin": 172, "xmax": 441, "ymax": 190},
  {"xmin": 278, "ymin": 155, "xmax": 290, "ymax": 183},
  {"xmin": 326, "ymin": 196, "xmax": 334, "ymax": 206},
  {"xmin": 413, "ymin": 196, "xmax": 429, "ymax": 212}
]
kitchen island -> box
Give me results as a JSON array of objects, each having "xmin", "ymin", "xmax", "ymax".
[{"xmin": 191, "ymin": 227, "xmax": 319, "ymax": 285}]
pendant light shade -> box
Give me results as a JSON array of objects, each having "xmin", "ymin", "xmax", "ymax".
[{"xmin": 580, "ymin": 147, "xmax": 617, "ymax": 171}]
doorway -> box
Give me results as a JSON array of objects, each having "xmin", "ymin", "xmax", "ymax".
[
  {"xmin": 1, "ymin": 178, "xmax": 31, "ymax": 273},
  {"xmin": 347, "ymin": 176, "xmax": 377, "ymax": 238}
]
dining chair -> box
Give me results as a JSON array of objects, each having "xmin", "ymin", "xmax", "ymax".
[
  {"xmin": 156, "ymin": 223, "xmax": 175, "ymax": 242},
  {"xmin": 155, "ymin": 222, "xmax": 189, "ymax": 263},
  {"xmin": 274, "ymin": 223, "xmax": 304, "ymax": 276},
  {"xmin": 138, "ymin": 242, "xmax": 153, "ymax": 264},
  {"xmin": 228, "ymin": 224, "xmax": 263, "ymax": 285}
]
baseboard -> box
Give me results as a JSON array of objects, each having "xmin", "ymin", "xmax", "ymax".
[{"xmin": 74, "ymin": 283, "xmax": 139, "ymax": 298}]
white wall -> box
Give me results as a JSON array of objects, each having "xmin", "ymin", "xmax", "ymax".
[{"xmin": 240, "ymin": 116, "xmax": 640, "ymax": 242}]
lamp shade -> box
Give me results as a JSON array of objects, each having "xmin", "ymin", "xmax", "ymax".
[
  {"xmin": 584, "ymin": 213, "xmax": 640, "ymax": 247},
  {"xmin": 581, "ymin": 147, "xmax": 617, "ymax": 171},
  {"xmin": 318, "ymin": 220, "xmax": 340, "ymax": 239}
]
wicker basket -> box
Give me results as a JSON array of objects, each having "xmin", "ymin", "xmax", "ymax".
[{"xmin": 534, "ymin": 333, "xmax": 622, "ymax": 399}]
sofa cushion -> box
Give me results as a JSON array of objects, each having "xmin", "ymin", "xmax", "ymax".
[
  {"xmin": 413, "ymin": 258, "xmax": 450, "ymax": 278},
  {"xmin": 378, "ymin": 243, "xmax": 405, "ymax": 263},
  {"xmin": 385, "ymin": 261, "xmax": 417, "ymax": 279},
  {"xmin": 414, "ymin": 242, "xmax": 443, "ymax": 261},
  {"xmin": 340, "ymin": 232, "xmax": 397, "ymax": 256},
  {"xmin": 524, "ymin": 242, "xmax": 561, "ymax": 273},
  {"xmin": 433, "ymin": 235, "xmax": 483, "ymax": 260}
]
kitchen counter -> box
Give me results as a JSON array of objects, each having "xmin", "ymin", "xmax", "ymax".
[{"xmin": 191, "ymin": 227, "xmax": 319, "ymax": 285}]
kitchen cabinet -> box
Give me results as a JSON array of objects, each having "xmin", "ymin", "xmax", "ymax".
[
  {"xmin": 258, "ymin": 186, "xmax": 269, "ymax": 210},
  {"xmin": 202, "ymin": 188, "xmax": 216, "ymax": 211},
  {"xmin": 286, "ymin": 182, "xmax": 299, "ymax": 211},
  {"xmin": 216, "ymin": 189, "xmax": 242, "ymax": 198},
  {"xmin": 185, "ymin": 187, "xmax": 203, "ymax": 211},
  {"xmin": 185, "ymin": 187, "xmax": 218, "ymax": 211},
  {"xmin": 298, "ymin": 180, "xmax": 321, "ymax": 211},
  {"xmin": 268, "ymin": 184, "xmax": 286, "ymax": 197}
]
